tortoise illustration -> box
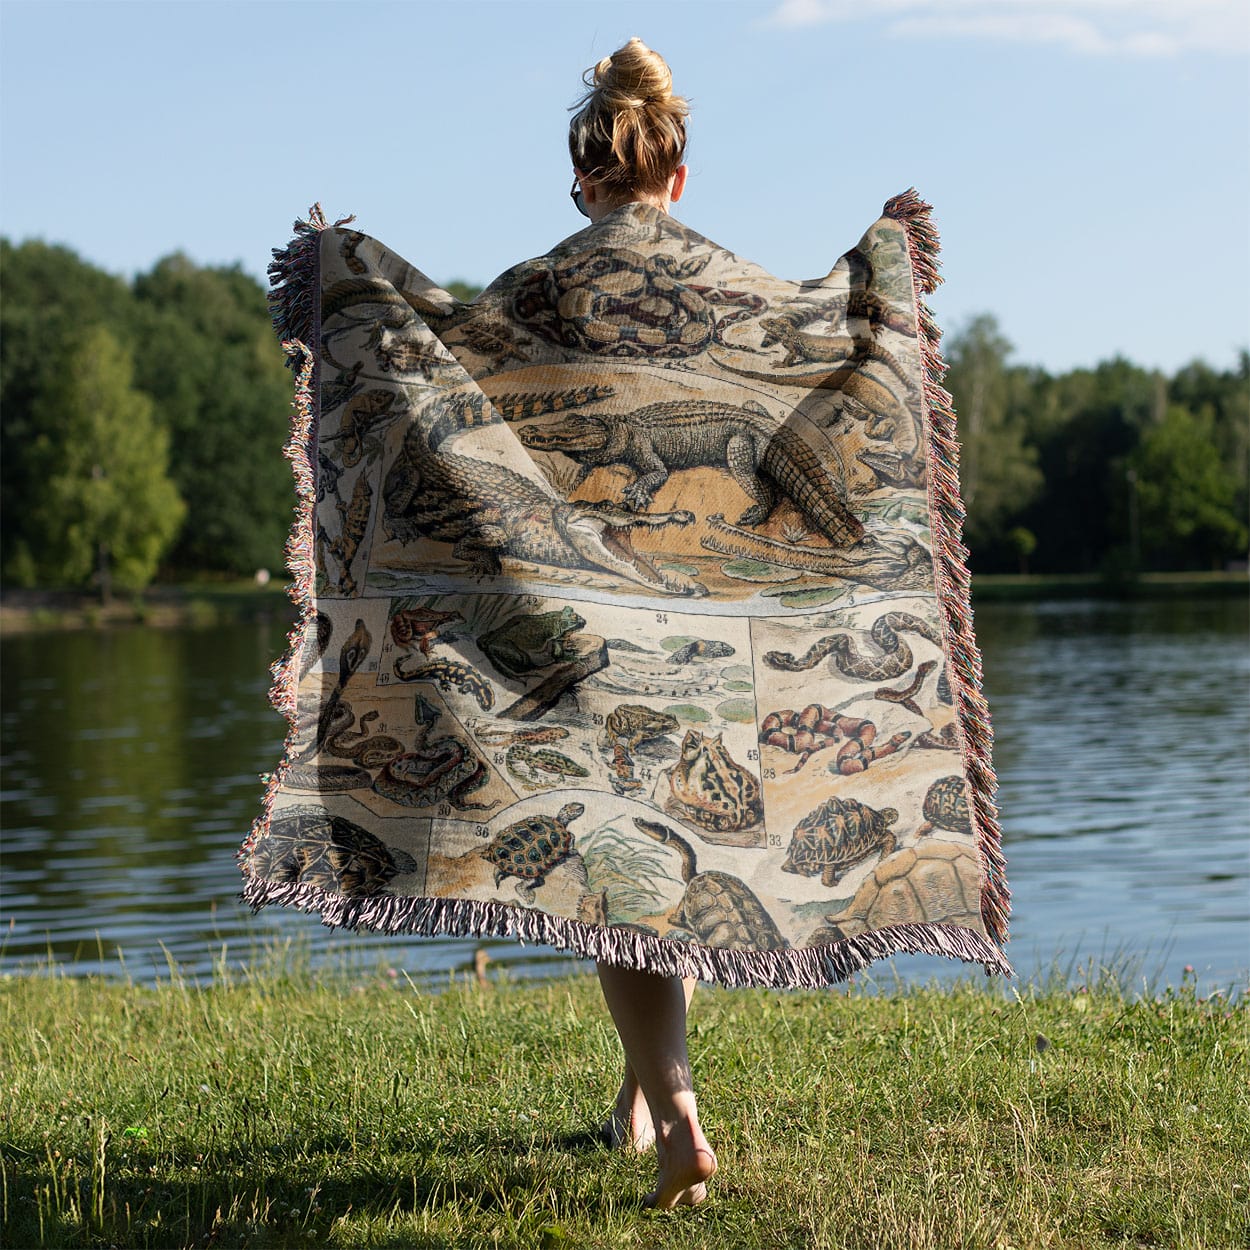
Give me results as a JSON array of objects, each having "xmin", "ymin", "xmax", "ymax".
[
  {"xmin": 782, "ymin": 796, "xmax": 899, "ymax": 888},
  {"xmin": 634, "ymin": 818, "xmax": 787, "ymax": 950},
  {"xmin": 812, "ymin": 840, "xmax": 984, "ymax": 941},
  {"xmin": 917, "ymin": 775, "xmax": 972, "ymax": 837},
  {"xmin": 247, "ymin": 805, "xmax": 418, "ymax": 897},
  {"xmin": 480, "ymin": 802, "xmax": 584, "ymax": 891}
]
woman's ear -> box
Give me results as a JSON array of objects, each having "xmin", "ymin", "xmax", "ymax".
[{"xmin": 669, "ymin": 164, "xmax": 689, "ymax": 203}]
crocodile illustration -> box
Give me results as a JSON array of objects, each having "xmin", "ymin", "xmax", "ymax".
[
  {"xmin": 701, "ymin": 523, "xmax": 934, "ymax": 590},
  {"xmin": 519, "ymin": 398, "xmax": 863, "ymax": 548},
  {"xmin": 487, "ymin": 385, "xmax": 617, "ymax": 422},
  {"xmin": 381, "ymin": 395, "xmax": 706, "ymax": 596}
]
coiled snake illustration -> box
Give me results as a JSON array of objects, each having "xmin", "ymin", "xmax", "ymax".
[
  {"xmin": 764, "ymin": 611, "xmax": 942, "ymax": 681},
  {"xmin": 510, "ymin": 247, "xmax": 765, "ymax": 358}
]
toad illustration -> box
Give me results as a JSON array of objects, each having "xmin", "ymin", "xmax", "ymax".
[{"xmin": 660, "ymin": 730, "xmax": 763, "ymax": 836}]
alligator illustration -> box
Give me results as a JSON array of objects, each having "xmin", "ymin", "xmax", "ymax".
[
  {"xmin": 701, "ymin": 523, "xmax": 934, "ymax": 591},
  {"xmin": 519, "ymin": 398, "xmax": 864, "ymax": 548},
  {"xmin": 381, "ymin": 395, "xmax": 707, "ymax": 596}
]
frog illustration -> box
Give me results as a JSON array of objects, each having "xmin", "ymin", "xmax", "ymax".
[
  {"xmin": 660, "ymin": 730, "xmax": 763, "ymax": 835},
  {"xmin": 598, "ymin": 704, "xmax": 680, "ymax": 755},
  {"xmin": 598, "ymin": 703, "xmax": 680, "ymax": 794},
  {"xmin": 477, "ymin": 607, "xmax": 586, "ymax": 681}
]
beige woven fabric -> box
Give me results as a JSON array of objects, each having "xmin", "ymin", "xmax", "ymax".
[{"xmin": 240, "ymin": 196, "xmax": 1011, "ymax": 986}]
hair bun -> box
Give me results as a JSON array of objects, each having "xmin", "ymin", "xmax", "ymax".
[
  {"xmin": 594, "ymin": 36, "xmax": 673, "ymax": 109},
  {"xmin": 568, "ymin": 38, "xmax": 689, "ymax": 196}
]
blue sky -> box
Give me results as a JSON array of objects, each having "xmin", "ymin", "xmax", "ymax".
[{"xmin": 2, "ymin": 0, "xmax": 1246, "ymax": 374}]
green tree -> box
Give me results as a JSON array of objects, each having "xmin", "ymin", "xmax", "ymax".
[
  {"xmin": 1169, "ymin": 353, "xmax": 1250, "ymax": 539},
  {"xmin": 1129, "ymin": 405, "xmax": 1246, "ymax": 570},
  {"xmin": 1019, "ymin": 358, "xmax": 1163, "ymax": 573},
  {"xmin": 443, "ymin": 279, "xmax": 483, "ymax": 303},
  {"xmin": 942, "ymin": 315, "xmax": 1043, "ymax": 562},
  {"xmin": 131, "ymin": 256, "xmax": 293, "ymax": 574},
  {"xmin": 24, "ymin": 327, "xmax": 185, "ymax": 595},
  {"xmin": 1, "ymin": 240, "xmax": 139, "ymax": 580}
]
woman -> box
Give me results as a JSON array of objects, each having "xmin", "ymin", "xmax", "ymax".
[
  {"xmin": 247, "ymin": 31, "xmax": 1010, "ymax": 1222},
  {"xmin": 567, "ymin": 38, "xmax": 717, "ymax": 1211}
]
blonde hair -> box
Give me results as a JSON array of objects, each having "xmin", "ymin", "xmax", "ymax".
[{"xmin": 568, "ymin": 38, "xmax": 688, "ymax": 197}]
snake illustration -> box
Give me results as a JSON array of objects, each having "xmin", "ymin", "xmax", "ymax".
[
  {"xmin": 370, "ymin": 694, "xmax": 498, "ymax": 813},
  {"xmin": 510, "ymin": 247, "xmax": 765, "ymax": 358},
  {"xmin": 325, "ymin": 707, "xmax": 405, "ymax": 768},
  {"xmin": 764, "ymin": 611, "xmax": 942, "ymax": 681}
]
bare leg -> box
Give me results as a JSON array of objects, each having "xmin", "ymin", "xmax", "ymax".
[
  {"xmin": 602, "ymin": 978, "xmax": 696, "ymax": 1152},
  {"xmin": 596, "ymin": 964, "xmax": 717, "ymax": 1208}
]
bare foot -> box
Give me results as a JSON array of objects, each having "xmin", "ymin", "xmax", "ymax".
[
  {"xmin": 601, "ymin": 1078, "xmax": 655, "ymax": 1151},
  {"xmin": 645, "ymin": 1118, "xmax": 717, "ymax": 1209}
]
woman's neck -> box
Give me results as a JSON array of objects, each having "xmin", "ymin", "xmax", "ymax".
[{"xmin": 586, "ymin": 192, "xmax": 670, "ymax": 224}]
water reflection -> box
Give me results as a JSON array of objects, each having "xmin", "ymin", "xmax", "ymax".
[{"xmin": 2, "ymin": 597, "xmax": 1246, "ymax": 991}]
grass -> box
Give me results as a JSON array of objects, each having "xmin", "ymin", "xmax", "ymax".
[{"xmin": 1, "ymin": 960, "xmax": 1246, "ymax": 1250}]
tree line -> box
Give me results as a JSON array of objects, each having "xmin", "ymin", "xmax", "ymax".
[{"xmin": 1, "ymin": 238, "xmax": 1245, "ymax": 594}]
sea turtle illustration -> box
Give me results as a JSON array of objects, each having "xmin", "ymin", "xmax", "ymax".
[
  {"xmin": 634, "ymin": 818, "xmax": 787, "ymax": 950},
  {"xmin": 812, "ymin": 840, "xmax": 984, "ymax": 941},
  {"xmin": 247, "ymin": 806, "xmax": 418, "ymax": 897},
  {"xmin": 480, "ymin": 802, "xmax": 585, "ymax": 891},
  {"xmin": 916, "ymin": 775, "xmax": 972, "ymax": 836},
  {"xmin": 782, "ymin": 796, "xmax": 899, "ymax": 888}
]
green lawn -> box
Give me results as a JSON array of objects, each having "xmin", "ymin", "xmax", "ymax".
[{"xmin": 2, "ymin": 963, "xmax": 1246, "ymax": 1249}]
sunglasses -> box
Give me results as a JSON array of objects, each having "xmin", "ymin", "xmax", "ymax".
[{"xmin": 570, "ymin": 176, "xmax": 589, "ymax": 219}]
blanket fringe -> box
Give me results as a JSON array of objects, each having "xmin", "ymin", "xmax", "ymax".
[
  {"xmin": 240, "ymin": 873, "xmax": 1014, "ymax": 988},
  {"xmin": 883, "ymin": 188, "xmax": 1010, "ymax": 947},
  {"xmin": 239, "ymin": 206, "xmax": 344, "ymax": 864}
]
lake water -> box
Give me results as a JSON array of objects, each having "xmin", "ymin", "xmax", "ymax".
[{"xmin": 2, "ymin": 597, "xmax": 1247, "ymax": 994}]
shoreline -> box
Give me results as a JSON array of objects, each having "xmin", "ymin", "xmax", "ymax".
[{"xmin": 2, "ymin": 570, "xmax": 1245, "ymax": 635}]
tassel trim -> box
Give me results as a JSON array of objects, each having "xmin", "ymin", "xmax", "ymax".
[
  {"xmin": 240, "ymin": 872, "xmax": 1014, "ymax": 988},
  {"xmin": 883, "ymin": 188, "xmax": 1011, "ymax": 948},
  {"xmin": 239, "ymin": 205, "xmax": 349, "ymax": 864}
]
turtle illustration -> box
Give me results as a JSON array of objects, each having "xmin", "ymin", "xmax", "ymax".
[
  {"xmin": 634, "ymin": 818, "xmax": 787, "ymax": 950},
  {"xmin": 811, "ymin": 840, "xmax": 984, "ymax": 941},
  {"xmin": 247, "ymin": 805, "xmax": 418, "ymax": 897},
  {"xmin": 480, "ymin": 802, "xmax": 585, "ymax": 891},
  {"xmin": 782, "ymin": 796, "xmax": 899, "ymax": 888},
  {"xmin": 916, "ymin": 775, "xmax": 972, "ymax": 837}
]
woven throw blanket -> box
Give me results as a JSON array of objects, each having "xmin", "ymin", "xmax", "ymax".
[{"xmin": 239, "ymin": 192, "xmax": 1011, "ymax": 986}]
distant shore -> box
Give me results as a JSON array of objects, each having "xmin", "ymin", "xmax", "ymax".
[
  {"xmin": 0, "ymin": 581, "xmax": 293, "ymax": 635},
  {"xmin": 1, "ymin": 570, "xmax": 1245, "ymax": 635}
]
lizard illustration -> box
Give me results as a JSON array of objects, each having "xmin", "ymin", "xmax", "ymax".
[{"xmin": 758, "ymin": 317, "xmax": 915, "ymax": 392}]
